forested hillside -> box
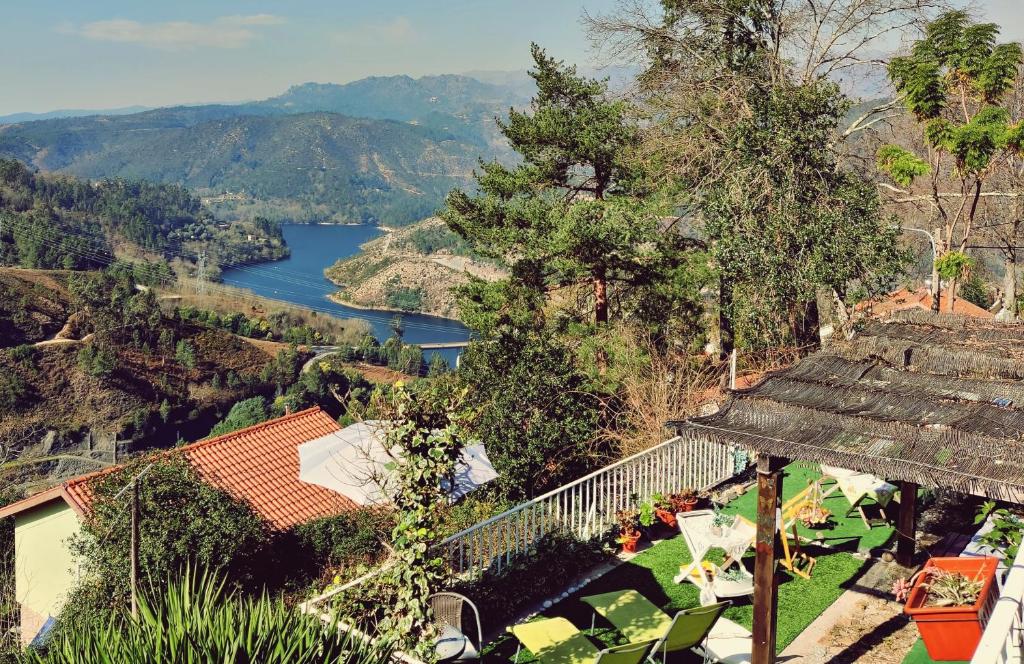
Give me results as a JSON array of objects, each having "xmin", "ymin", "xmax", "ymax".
[
  {"xmin": 0, "ymin": 159, "xmax": 287, "ymax": 272},
  {"xmin": 0, "ymin": 74, "xmax": 527, "ymax": 226}
]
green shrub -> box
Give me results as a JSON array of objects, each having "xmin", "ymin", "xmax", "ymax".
[
  {"xmin": 287, "ymin": 509, "xmax": 393, "ymax": 584},
  {"xmin": 76, "ymin": 345, "xmax": 116, "ymax": 378},
  {"xmin": 29, "ymin": 569, "xmax": 391, "ymax": 664},
  {"xmin": 0, "ymin": 373, "xmax": 28, "ymax": 413},
  {"xmin": 8, "ymin": 345, "xmax": 34, "ymax": 365},
  {"xmin": 207, "ymin": 396, "xmax": 269, "ymax": 437},
  {"xmin": 67, "ymin": 455, "xmax": 272, "ymax": 620},
  {"xmin": 453, "ymin": 532, "xmax": 611, "ymax": 629},
  {"xmin": 383, "ymin": 277, "xmax": 425, "ymax": 312},
  {"xmin": 174, "ymin": 339, "xmax": 196, "ymax": 369}
]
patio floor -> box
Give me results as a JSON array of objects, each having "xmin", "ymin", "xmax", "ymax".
[{"xmin": 483, "ymin": 463, "xmax": 899, "ymax": 662}]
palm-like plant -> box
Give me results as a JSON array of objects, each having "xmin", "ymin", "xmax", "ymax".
[{"xmin": 28, "ymin": 569, "xmax": 390, "ymax": 664}]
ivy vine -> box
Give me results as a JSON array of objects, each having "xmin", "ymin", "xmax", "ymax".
[{"xmin": 375, "ymin": 381, "xmax": 467, "ymax": 659}]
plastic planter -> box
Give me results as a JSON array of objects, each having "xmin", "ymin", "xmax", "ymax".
[
  {"xmin": 655, "ymin": 508, "xmax": 677, "ymax": 528},
  {"xmin": 619, "ymin": 532, "xmax": 641, "ymax": 553},
  {"xmin": 904, "ymin": 556, "xmax": 999, "ymax": 661}
]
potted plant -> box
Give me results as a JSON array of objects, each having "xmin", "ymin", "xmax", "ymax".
[
  {"xmin": 902, "ymin": 557, "xmax": 999, "ymax": 661},
  {"xmin": 710, "ymin": 508, "xmax": 733, "ymax": 537},
  {"xmin": 796, "ymin": 503, "xmax": 832, "ymax": 528},
  {"xmin": 615, "ymin": 508, "xmax": 642, "ymax": 553},
  {"xmin": 638, "ymin": 500, "xmax": 658, "ymax": 537},
  {"xmin": 669, "ymin": 489, "xmax": 699, "ymax": 514},
  {"xmin": 713, "ymin": 565, "xmax": 754, "ymax": 597},
  {"xmin": 652, "ymin": 493, "xmax": 678, "ymax": 528}
]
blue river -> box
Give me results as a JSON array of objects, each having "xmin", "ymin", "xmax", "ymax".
[{"xmin": 220, "ymin": 224, "xmax": 470, "ymax": 367}]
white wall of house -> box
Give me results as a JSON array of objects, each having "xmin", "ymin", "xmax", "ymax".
[{"xmin": 14, "ymin": 501, "xmax": 80, "ymax": 645}]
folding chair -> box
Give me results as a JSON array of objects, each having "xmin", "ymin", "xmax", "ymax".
[
  {"xmin": 510, "ymin": 617, "xmax": 655, "ymax": 664},
  {"xmin": 581, "ymin": 590, "xmax": 751, "ymax": 664}
]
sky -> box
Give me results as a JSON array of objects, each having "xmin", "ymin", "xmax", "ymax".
[{"xmin": 0, "ymin": 0, "xmax": 1021, "ymax": 116}]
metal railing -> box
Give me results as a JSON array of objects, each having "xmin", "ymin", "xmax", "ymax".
[
  {"xmin": 972, "ymin": 546, "xmax": 1024, "ymax": 664},
  {"xmin": 438, "ymin": 434, "xmax": 737, "ymax": 575}
]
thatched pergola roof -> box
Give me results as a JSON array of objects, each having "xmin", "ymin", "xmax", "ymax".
[{"xmin": 672, "ymin": 311, "xmax": 1024, "ymax": 501}]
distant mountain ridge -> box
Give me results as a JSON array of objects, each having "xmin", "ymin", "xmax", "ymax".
[
  {"xmin": 0, "ymin": 74, "xmax": 530, "ymax": 225},
  {"xmin": 0, "ymin": 105, "xmax": 152, "ymax": 125}
]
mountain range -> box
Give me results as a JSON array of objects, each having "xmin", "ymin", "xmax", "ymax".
[{"xmin": 0, "ymin": 74, "xmax": 531, "ymax": 225}]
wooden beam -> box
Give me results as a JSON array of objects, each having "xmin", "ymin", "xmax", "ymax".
[
  {"xmin": 896, "ymin": 481, "xmax": 918, "ymax": 567},
  {"xmin": 753, "ymin": 455, "xmax": 785, "ymax": 664}
]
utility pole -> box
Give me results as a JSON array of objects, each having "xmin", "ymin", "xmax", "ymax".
[
  {"xmin": 112, "ymin": 463, "xmax": 154, "ymax": 619},
  {"xmin": 931, "ymin": 228, "xmax": 942, "ymax": 313},
  {"xmin": 899, "ymin": 226, "xmax": 940, "ymax": 310},
  {"xmin": 130, "ymin": 479, "xmax": 139, "ymax": 619},
  {"xmin": 196, "ymin": 251, "xmax": 208, "ymax": 297}
]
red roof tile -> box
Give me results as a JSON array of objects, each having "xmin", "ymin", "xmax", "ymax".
[
  {"xmin": 1, "ymin": 407, "xmax": 356, "ymax": 529},
  {"xmin": 857, "ymin": 287, "xmax": 994, "ymax": 319}
]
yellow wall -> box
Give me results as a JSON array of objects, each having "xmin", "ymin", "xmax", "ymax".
[{"xmin": 14, "ymin": 501, "xmax": 79, "ymax": 644}]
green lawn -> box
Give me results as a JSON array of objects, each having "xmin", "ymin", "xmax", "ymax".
[
  {"xmin": 902, "ymin": 639, "xmax": 967, "ymax": 664},
  {"xmin": 483, "ymin": 462, "xmax": 905, "ymax": 662},
  {"xmin": 484, "ymin": 535, "xmax": 868, "ymax": 662},
  {"xmin": 720, "ymin": 462, "xmax": 897, "ymax": 554}
]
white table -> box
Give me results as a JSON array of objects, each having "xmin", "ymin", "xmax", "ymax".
[
  {"xmin": 434, "ymin": 625, "xmax": 470, "ymax": 662},
  {"xmin": 836, "ymin": 473, "xmax": 897, "ymax": 529},
  {"xmin": 675, "ymin": 511, "xmax": 755, "ymax": 603}
]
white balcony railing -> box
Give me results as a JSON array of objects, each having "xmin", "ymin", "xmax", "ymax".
[
  {"xmin": 972, "ymin": 546, "xmax": 1024, "ymax": 664},
  {"xmin": 437, "ymin": 434, "xmax": 738, "ymax": 575}
]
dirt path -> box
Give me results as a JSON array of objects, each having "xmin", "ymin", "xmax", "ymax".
[
  {"xmin": 34, "ymin": 332, "xmax": 93, "ymax": 347},
  {"xmin": 781, "ymin": 583, "xmax": 920, "ymax": 663}
]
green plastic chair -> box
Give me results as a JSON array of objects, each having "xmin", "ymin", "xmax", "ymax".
[
  {"xmin": 581, "ymin": 590, "xmax": 731, "ymax": 664},
  {"xmin": 654, "ymin": 602, "xmax": 731, "ymax": 664},
  {"xmin": 511, "ymin": 617, "xmax": 656, "ymax": 664}
]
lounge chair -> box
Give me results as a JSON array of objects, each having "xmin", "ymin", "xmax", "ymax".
[
  {"xmin": 510, "ymin": 617, "xmax": 655, "ymax": 664},
  {"xmin": 581, "ymin": 589, "xmax": 752, "ymax": 663}
]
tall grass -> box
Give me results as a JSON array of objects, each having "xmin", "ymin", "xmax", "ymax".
[{"xmin": 28, "ymin": 570, "xmax": 390, "ymax": 664}]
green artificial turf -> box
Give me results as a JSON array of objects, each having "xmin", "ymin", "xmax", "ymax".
[
  {"xmin": 902, "ymin": 639, "xmax": 968, "ymax": 664},
  {"xmin": 720, "ymin": 462, "xmax": 897, "ymax": 554},
  {"xmin": 484, "ymin": 533, "xmax": 868, "ymax": 663}
]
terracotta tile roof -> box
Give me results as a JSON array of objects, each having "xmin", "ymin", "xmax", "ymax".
[
  {"xmin": 857, "ymin": 287, "xmax": 994, "ymax": 319},
  {"xmin": 1, "ymin": 407, "xmax": 356, "ymax": 529}
]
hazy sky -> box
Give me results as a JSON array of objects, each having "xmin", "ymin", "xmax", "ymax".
[{"xmin": 1, "ymin": 0, "xmax": 1021, "ymax": 115}]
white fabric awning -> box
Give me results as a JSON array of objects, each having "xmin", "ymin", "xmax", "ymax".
[{"xmin": 297, "ymin": 420, "xmax": 497, "ymax": 506}]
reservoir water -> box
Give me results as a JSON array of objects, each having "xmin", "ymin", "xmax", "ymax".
[{"xmin": 220, "ymin": 224, "xmax": 471, "ymax": 367}]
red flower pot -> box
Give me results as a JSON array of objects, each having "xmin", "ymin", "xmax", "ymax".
[
  {"xmin": 655, "ymin": 508, "xmax": 677, "ymax": 528},
  {"xmin": 678, "ymin": 497, "xmax": 698, "ymax": 513},
  {"xmin": 904, "ymin": 557, "xmax": 999, "ymax": 661},
  {"xmin": 619, "ymin": 532, "xmax": 641, "ymax": 553}
]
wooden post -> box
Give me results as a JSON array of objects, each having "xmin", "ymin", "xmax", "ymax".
[
  {"xmin": 896, "ymin": 481, "xmax": 918, "ymax": 567},
  {"xmin": 130, "ymin": 479, "xmax": 139, "ymax": 619},
  {"xmin": 753, "ymin": 455, "xmax": 785, "ymax": 664}
]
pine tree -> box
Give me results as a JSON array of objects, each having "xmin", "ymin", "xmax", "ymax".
[{"xmin": 444, "ymin": 44, "xmax": 665, "ymax": 331}]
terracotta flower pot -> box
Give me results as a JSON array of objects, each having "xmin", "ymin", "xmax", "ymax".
[
  {"xmin": 655, "ymin": 508, "xmax": 677, "ymax": 528},
  {"xmin": 619, "ymin": 532, "xmax": 641, "ymax": 553},
  {"xmin": 904, "ymin": 556, "xmax": 999, "ymax": 661},
  {"xmin": 679, "ymin": 497, "xmax": 698, "ymax": 513}
]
